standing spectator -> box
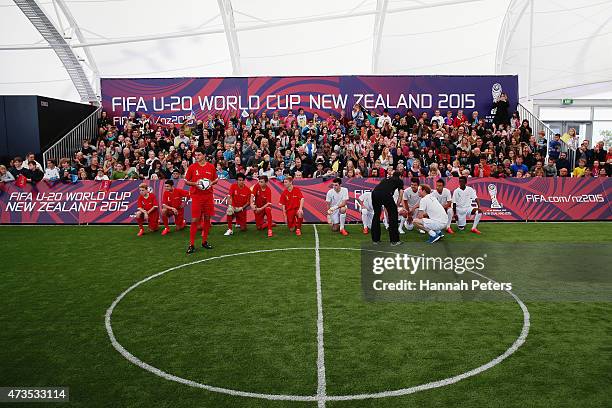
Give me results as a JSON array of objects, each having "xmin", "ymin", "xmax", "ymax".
[{"xmin": 492, "ymin": 92, "xmax": 510, "ymax": 127}]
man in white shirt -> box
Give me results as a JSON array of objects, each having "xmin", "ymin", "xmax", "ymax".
[
  {"xmin": 357, "ymin": 190, "xmax": 374, "ymax": 234},
  {"xmin": 413, "ymin": 184, "xmax": 448, "ymax": 243},
  {"xmin": 376, "ymin": 108, "xmax": 392, "ymax": 129},
  {"xmin": 326, "ymin": 177, "xmax": 349, "ymax": 236},
  {"xmin": 431, "ymin": 109, "xmax": 445, "ymax": 128},
  {"xmin": 401, "ymin": 178, "xmax": 423, "ymax": 233},
  {"xmin": 452, "ymin": 176, "xmax": 483, "ymax": 234},
  {"xmin": 431, "ymin": 178, "xmax": 454, "ymax": 234},
  {"xmin": 43, "ymin": 159, "xmax": 60, "ymax": 181}
]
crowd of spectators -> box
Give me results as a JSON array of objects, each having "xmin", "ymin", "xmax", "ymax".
[{"xmin": 1, "ymin": 95, "xmax": 611, "ymax": 185}]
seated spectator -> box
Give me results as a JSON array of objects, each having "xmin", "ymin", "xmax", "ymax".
[
  {"xmin": 43, "ymin": 160, "xmax": 60, "ymax": 181},
  {"xmin": 572, "ymin": 159, "xmax": 587, "ymax": 177},
  {"xmin": 543, "ymin": 158, "xmax": 558, "ymax": 177},
  {"xmin": 0, "ymin": 164, "xmax": 15, "ymax": 183},
  {"xmin": 510, "ymin": 156, "xmax": 529, "ymax": 176},
  {"xmin": 24, "ymin": 160, "xmax": 44, "ymax": 183}
]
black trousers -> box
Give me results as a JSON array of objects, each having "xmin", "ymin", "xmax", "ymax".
[{"xmin": 371, "ymin": 190, "xmax": 399, "ymax": 243}]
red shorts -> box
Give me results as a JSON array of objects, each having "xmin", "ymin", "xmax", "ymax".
[
  {"xmin": 286, "ymin": 209, "xmax": 302, "ymax": 229},
  {"xmin": 191, "ymin": 197, "xmax": 214, "ymax": 219},
  {"xmin": 254, "ymin": 207, "xmax": 273, "ymax": 229},
  {"xmin": 228, "ymin": 210, "xmax": 247, "ymax": 228},
  {"xmin": 164, "ymin": 208, "xmax": 185, "ymax": 227}
]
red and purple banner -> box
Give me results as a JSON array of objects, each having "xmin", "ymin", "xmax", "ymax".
[
  {"xmin": 1, "ymin": 178, "xmax": 610, "ymax": 224},
  {"xmin": 101, "ymin": 75, "xmax": 518, "ymax": 126}
]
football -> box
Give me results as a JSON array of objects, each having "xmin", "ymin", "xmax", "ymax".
[{"xmin": 196, "ymin": 178, "xmax": 211, "ymax": 190}]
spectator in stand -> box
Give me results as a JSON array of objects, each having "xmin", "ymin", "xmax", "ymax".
[
  {"xmin": 543, "ymin": 158, "xmax": 558, "ymax": 177},
  {"xmin": 9, "ymin": 157, "xmax": 27, "ymax": 179},
  {"xmin": 43, "ymin": 160, "xmax": 60, "ymax": 181},
  {"xmin": 510, "ymin": 156, "xmax": 529, "ymax": 176},
  {"xmin": 24, "ymin": 160, "xmax": 44, "ymax": 184},
  {"xmin": 0, "ymin": 165, "xmax": 15, "ymax": 183},
  {"xmin": 572, "ymin": 159, "xmax": 588, "ymax": 177},
  {"xmin": 556, "ymin": 152, "xmax": 571, "ymax": 173},
  {"xmin": 492, "ymin": 92, "xmax": 510, "ymax": 128}
]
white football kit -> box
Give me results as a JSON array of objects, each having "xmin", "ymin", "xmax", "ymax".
[
  {"xmin": 326, "ymin": 187, "xmax": 349, "ymax": 225},
  {"xmin": 452, "ymin": 186, "xmax": 478, "ymax": 227},
  {"xmin": 432, "ymin": 187, "xmax": 453, "ymax": 228},
  {"xmin": 419, "ymin": 194, "xmax": 448, "ymax": 232},
  {"xmin": 358, "ymin": 191, "xmax": 374, "ymax": 228}
]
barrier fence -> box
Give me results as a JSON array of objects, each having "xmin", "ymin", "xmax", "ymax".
[{"xmin": 1, "ymin": 178, "xmax": 610, "ymax": 225}]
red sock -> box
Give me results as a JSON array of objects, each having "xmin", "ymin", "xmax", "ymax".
[
  {"xmin": 296, "ymin": 217, "xmax": 303, "ymax": 229},
  {"xmin": 162, "ymin": 214, "xmax": 169, "ymax": 229},
  {"xmin": 227, "ymin": 215, "xmax": 233, "ymax": 230},
  {"xmin": 265, "ymin": 208, "xmax": 273, "ymax": 229},
  {"xmin": 137, "ymin": 216, "xmax": 144, "ymax": 229},
  {"xmin": 201, "ymin": 217, "xmax": 211, "ymax": 243},
  {"xmin": 189, "ymin": 220, "xmax": 198, "ymax": 245}
]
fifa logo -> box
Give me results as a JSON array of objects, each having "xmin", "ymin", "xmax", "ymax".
[
  {"xmin": 490, "ymin": 83, "xmax": 502, "ymax": 114},
  {"xmin": 487, "ymin": 184, "xmax": 502, "ymax": 209}
]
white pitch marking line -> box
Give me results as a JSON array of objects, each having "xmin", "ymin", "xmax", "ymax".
[
  {"xmin": 105, "ymin": 246, "xmax": 530, "ymax": 403},
  {"xmin": 313, "ymin": 225, "xmax": 327, "ymax": 408}
]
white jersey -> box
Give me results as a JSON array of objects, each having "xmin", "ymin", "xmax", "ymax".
[
  {"xmin": 358, "ymin": 191, "xmax": 373, "ymax": 211},
  {"xmin": 403, "ymin": 188, "xmax": 421, "ymax": 208},
  {"xmin": 326, "ymin": 187, "xmax": 349, "ymax": 208},
  {"xmin": 419, "ymin": 194, "xmax": 448, "ymax": 224},
  {"xmin": 432, "ymin": 188, "xmax": 452, "ymax": 207},
  {"xmin": 452, "ymin": 186, "xmax": 478, "ymax": 209}
]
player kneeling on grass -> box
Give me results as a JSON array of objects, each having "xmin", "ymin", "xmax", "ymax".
[
  {"xmin": 135, "ymin": 183, "xmax": 159, "ymax": 236},
  {"xmin": 326, "ymin": 177, "xmax": 349, "ymax": 236},
  {"xmin": 432, "ymin": 178, "xmax": 454, "ymax": 234},
  {"xmin": 401, "ymin": 177, "xmax": 423, "ymax": 234},
  {"xmin": 225, "ymin": 173, "xmax": 252, "ymax": 236},
  {"xmin": 252, "ymin": 175, "xmax": 274, "ymax": 237},
  {"xmin": 280, "ymin": 176, "xmax": 304, "ymax": 236},
  {"xmin": 184, "ymin": 148, "xmax": 218, "ymax": 254},
  {"xmin": 161, "ymin": 180, "xmax": 189, "ymax": 235},
  {"xmin": 413, "ymin": 184, "xmax": 448, "ymax": 244},
  {"xmin": 452, "ymin": 176, "xmax": 482, "ymax": 234},
  {"xmin": 357, "ymin": 191, "xmax": 374, "ymax": 234}
]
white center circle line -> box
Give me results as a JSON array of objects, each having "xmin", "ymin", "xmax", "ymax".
[{"xmin": 105, "ymin": 246, "xmax": 530, "ymax": 402}]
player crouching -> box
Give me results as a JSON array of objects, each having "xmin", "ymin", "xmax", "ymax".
[
  {"xmin": 432, "ymin": 178, "xmax": 455, "ymax": 234},
  {"xmin": 135, "ymin": 183, "xmax": 159, "ymax": 236},
  {"xmin": 452, "ymin": 176, "xmax": 483, "ymax": 234},
  {"xmin": 224, "ymin": 173, "xmax": 252, "ymax": 236},
  {"xmin": 252, "ymin": 175, "xmax": 274, "ymax": 237},
  {"xmin": 161, "ymin": 180, "xmax": 189, "ymax": 235},
  {"xmin": 326, "ymin": 177, "xmax": 349, "ymax": 236},
  {"xmin": 413, "ymin": 184, "xmax": 448, "ymax": 244},
  {"xmin": 280, "ymin": 176, "xmax": 304, "ymax": 236},
  {"xmin": 357, "ymin": 191, "xmax": 374, "ymax": 234}
]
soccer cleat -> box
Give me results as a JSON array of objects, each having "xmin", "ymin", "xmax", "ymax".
[
  {"xmin": 201, "ymin": 241, "xmax": 213, "ymax": 249},
  {"xmin": 458, "ymin": 226, "xmax": 465, "ymax": 231},
  {"xmin": 186, "ymin": 245, "xmax": 195, "ymax": 254},
  {"xmin": 446, "ymin": 227, "xmax": 454, "ymax": 234},
  {"xmin": 224, "ymin": 229, "xmax": 233, "ymax": 236},
  {"xmin": 161, "ymin": 227, "xmax": 170, "ymax": 236},
  {"xmin": 437, "ymin": 231, "xmax": 445, "ymax": 239},
  {"xmin": 295, "ymin": 228, "xmax": 302, "ymax": 236},
  {"xmin": 137, "ymin": 228, "xmax": 144, "ymax": 237},
  {"xmin": 427, "ymin": 234, "xmax": 442, "ymax": 244},
  {"xmin": 340, "ymin": 229, "xmax": 349, "ymax": 236},
  {"xmin": 363, "ymin": 227, "xmax": 369, "ymax": 234},
  {"xmin": 471, "ymin": 228, "xmax": 482, "ymax": 235},
  {"xmin": 419, "ymin": 229, "xmax": 426, "ymax": 234},
  {"xmin": 390, "ymin": 241, "xmax": 403, "ymax": 246},
  {"xmin": 398, "ymin": 228, "xmax": 405, "ymax": 234},
  {"xmin": 267, "ymin": 229, "xmax": 273, "ymax": 237}
]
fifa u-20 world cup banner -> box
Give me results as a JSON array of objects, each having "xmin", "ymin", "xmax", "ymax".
[
  {"xmin": 0, "ymin": 178, "xmax": 610, "ymax": 224},
  {"xmin": 101, "ymin": 75, "xmax": 518, "ymax": 126}
]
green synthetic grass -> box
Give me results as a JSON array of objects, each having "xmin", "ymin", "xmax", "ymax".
[{"xmin": 0, "ymin": 223, "xmax": 611, "ymax": 408}]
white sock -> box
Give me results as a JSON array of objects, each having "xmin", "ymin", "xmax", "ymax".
[
  {"xmin": 473, "ymin": 212, "xmax": 482, "ymax": 229},
  {"xmin": 340, "ymin": 213, "xmax": 346, "ymax": 230},
  {"xmin": 446, "ymin": 209, "xmax": 453, "ymax": 228},
  {"xmin": 428, "ymin": 230, "xmax": 437, "ymax": 237},
  {"xmin": 398, "ymin": 216, "xmax": 405, "ymax": 230},
  {"xmin": 406, "ymin": 223, "xmax": 414, "ymax": 231}
]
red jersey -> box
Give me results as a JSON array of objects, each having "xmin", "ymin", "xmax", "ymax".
[
  {"xmin": 252, "ymin": 184, "xmax": 272, "ymax": 207},
  {"xmin": 280, "ymin": 186, "xmax": 303, "ymax": 211},
  {"xmin": 137, "ymin": 193, "xmax": 158, "ymax": 211},
  {"xmin": 163, "ymin": 188, "xmax": 190, "ymax": 209},
  {"xmin": 229, "ymin": 183, "xmax": 252, "ymax": 207},
  {"xmin": 185, "ymin": 162, "xmax": 217, "ymax": 199}
]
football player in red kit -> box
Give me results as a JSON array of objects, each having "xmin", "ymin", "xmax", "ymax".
[
  {"xmin": 224, "ymin": 173, "xmax": 251, "ymax": 236},
  {"xmin": 135, "ymin": 183, "xmax": 159, "ymax": 236},
  {"xmin": 184, "ymin": 148, "xmax": 218, "ymax": 254},
  {"xmin": 279, "ymin": 176, "xmax": 304, "ymax": 236},
  {"xmin": 252, "ymin": 175, "xmax": 274, "ymax": 237},
  {"xmin": 161, "ymin": 179, "xmax": 189, "ymax": 235}
]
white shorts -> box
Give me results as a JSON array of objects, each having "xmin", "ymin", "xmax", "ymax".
[
  {"xmin": 330, "ymin": 208, "xmax": 346, "ymax": 224},
  {"xmin": 456, "ymin": 207, "xmax": 475, "ymax": 226},
  {"xmin": 423, "ymin": 218, "xmax": 446, "ymax": 232}
]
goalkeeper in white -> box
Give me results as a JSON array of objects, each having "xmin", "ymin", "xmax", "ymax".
[{"xmin": 326, "ymin": 177, "xmax": 349, "ymax": 236}]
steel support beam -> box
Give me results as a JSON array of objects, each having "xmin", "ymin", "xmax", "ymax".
[
  {"xmin": 217, "ymin": 0, "xmax": 241, "ymax": 75},
  {"xmin": 371, "ymin": 0, "xmax": 389, "ymax": 73}
]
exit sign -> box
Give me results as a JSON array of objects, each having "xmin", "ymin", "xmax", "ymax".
[{"xmin": 562, "ymin": 98, "xmax": 574, "ymax": 105}]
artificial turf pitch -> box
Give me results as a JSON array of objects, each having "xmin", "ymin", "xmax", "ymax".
[{"xmin": 0, "ymin": 223, "xmax": 610, "ymax": 408}]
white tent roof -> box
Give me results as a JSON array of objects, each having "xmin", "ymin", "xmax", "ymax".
[{"xmin": 1, "ymin": 0, "xmax": 610, "ymax": 103}]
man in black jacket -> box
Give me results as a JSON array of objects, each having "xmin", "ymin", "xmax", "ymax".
[{"xmin": 371, "ymin": 171, "xmax": 404, "ymax": 245}]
